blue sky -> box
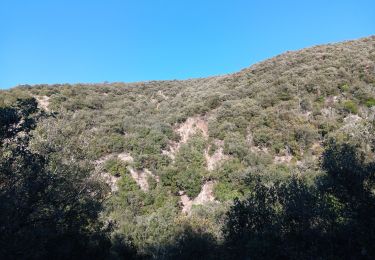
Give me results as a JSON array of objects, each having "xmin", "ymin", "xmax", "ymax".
[{"xmin": 0, "ymin": 0, "xmax": 374, "ymax": 89}]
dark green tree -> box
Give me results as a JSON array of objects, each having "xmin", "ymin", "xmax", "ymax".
[
  {"xmin": 223, "ymin": 141, "xmax": 375, "ymax": 259},
  {"xmin": 320, "ymin": 141, "xmax": 375, "ymax": 258},
  {"xmin": 0, "ymin": 98, "xmax": 111, "ymax": 259}
]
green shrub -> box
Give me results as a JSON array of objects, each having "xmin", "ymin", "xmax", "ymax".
[
  {"xmin": 160, "ymin": 135, "xmax": 206, "ymax": 198},
  {"xmin": 293, "ymin": 125, "xmax": 318, "ymax": 149},
  {"xmin": 208, "ymin": 142, "xmax": 218, "ymax": 156},
  {"xmin": 214, "ymin": 182, "xmax": 242, "ymax": 202},
  {"xmin": 104, "ymin": 158, "xmax": 128, "ymax": 177},
  {"xmin": 365, "ymin": 97, "xmax": 375, "ymax": 108},
  {"xmin": 176, "ymin": 168, "xmax": 202, "ymax": 198},
  {"xmin": 160, "ymin": 166, "xmax": 179, "ymax": 194},
  {"xmin": 300, "ymin": 98, "xmax": 312, "ymax": 111},
  {"xmin": 147, "ymin": 175, "xmax": 158, "ymax": 190},
  {"xmin": 213, "ymin": 159, "xmax": 249, "ymax": 201},
  {"xmin": 339, "ymin": 84, "xmax": 350, "ymax": 92},
  {"xmin": 315, "ymin": 96, "xmax": 324, "ymax": 103},
  {"xmin": 252, "ymin": 128, "xmax": 272, "ymax": 147},
  {"xmin": 342, "ymin": 100, "xmax": 358, "ymax": 114},
  {"xmin": 134, "ymin": 154, "xmax": 170, "ymax": 171},
  {"xmin": 174, "ymin": 136, "xmax": 206, "ymax": 197},
  {"xmin": 224, "ymin": 134, "xmax": 249, "ymax": 160},
  {"xmin": 205, "ymin": 94, "xmax": 222, "ymax": 109}
]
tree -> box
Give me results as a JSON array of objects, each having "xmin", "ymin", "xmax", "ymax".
[
  {"xmin": 223, "ymin": 141, "xmax": 375, "ymax": 259},
  {"xmin": 0, "ymin": 98, "xmax": 110, "ymax": 259},
  {"xmin": 320, "ymin": 141, "xmax": 375, "ymax": 258}
]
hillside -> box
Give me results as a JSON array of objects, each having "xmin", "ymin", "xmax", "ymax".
[{"xmin": 1, "ymin": 36, "xmax": 375, "ymax": 258}]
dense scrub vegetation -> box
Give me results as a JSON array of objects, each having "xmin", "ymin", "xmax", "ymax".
[
  {"xmin": 224, "ymin": 142, "xmax": 375, "ymax": 259},
  {"xmin": 0, "ymin": 99, "xmax": 111, "ymax": 259},
  {"xmin": 1, "ymin": 36, "xmax": 374, "ymax": 258}
]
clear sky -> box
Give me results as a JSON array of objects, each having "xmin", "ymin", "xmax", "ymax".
[{"xmin": 0, "ymin": 0, "xmax": 374, "ymax": 89}]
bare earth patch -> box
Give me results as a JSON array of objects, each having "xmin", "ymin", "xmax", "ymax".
[
  {"xmin": 274, "ymin": 147, "xmax": 293, "ymax": 164},
  {"xmin": 247, "ymin": 129, "xmax": 269, "ymax": 154},
  {"xmin": 117, "ymin": 152, "xmax": 159, "ymax": 191},
  {"xmin": 321, "ymin": 108, "xmax": 336, "ymax": 118},
  {"xmin": 250, "ymin": 146, "xmax": 269, "ymax": 154},
  {"xmin": 180, "ymin": 181, "xmax": 217, "ymax": 214},
  {"xmin": 157, "ymin": 90, "xmax": 169, "ymax": 100},
  {"xmin": 94, "ymin": 153, "xmax": 121, "ymax": 193},
  {"xmin": 343, "ymin": 114, "xmax": 362, "ymax": 128},
  {"xmin": 98, "ymin": 172, "xmax": 119, "ymax": 192},
  {"xmin": 95, "ymin": 152, "xmax": 158, "ymax": 192},
  {"xmin": 274, "ymin": 155, "xmax": 293, "ymax": 164},
  {"xmin": 128, "ymin": 167, "xmax": 159, "ymax": 191},
  {"xmin": 117, "ymin": 152, "xmax": 134, "ymax": 163},
  {"xmin": 162, "ymin": 115, "xmax": 209, "ymax": 159},
  {"xmin": 205, "ymin": 140, "xmax": 228, "ymax": 171},
  {"xmin": 34, "ymin": 96, "xmax": 50, "ymax": 111},
  {"xmin": 94, "ymin": 154, "xmax": 115, "ymax": 166}
]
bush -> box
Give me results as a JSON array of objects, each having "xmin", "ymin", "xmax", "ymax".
[
  {"xmin": 104, "ymin": 158, "xmax": 128, "ymax": 177},
  {"xmin": 365, "ymin": 97, "xmax": 375, "ymax": 108},
  {"xmin": 300, "ymin": 98, "xmax": 312, "ymax": 111},
  {"xmin": 339, "ymin": 83, "xmax": 350, "ymax": 92},
  {"xmin": 176, "ymin": 168, "xmax": 202, "ymax": 198},
  {"xmin": 159, "ymin": 135, "xmax": 206, "ymax": 198},
  {"xmin": 214, "ymin": 182, "xmax": 242, "ymax": 202},
  {"xmin": 342, "ymin": 100, "xmax": 358, "ymax": 114},
  {"xmin": 223, "ymin": 134, "xmax": 250, "ymax": 160}
]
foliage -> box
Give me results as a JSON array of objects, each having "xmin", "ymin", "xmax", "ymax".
[
  {"xmin": 1, "ymin": 36, "xmax": 375, "ymax": 258},
  {"xmin": 223, "ymin": 142, "xmax": 375, "ymax": 259},
  {"xmin": 104, "ymin": 158, "xmax": 128, "ymax": 177},
  {"xmin": 365, "ymin": 97, "xmax": 375, "ymax": 107},
  {"xmin": 160, "ymin": 135, "xmax": 206, "ymax": 198},
  {"xmin": 342, "ymin": 99, "xmax": 359, "ymax": 114},
  {"xmin": 0, "ymin": 99, "xmax": 111, "ymax": 259},
  {"xmin": 339, "ymin": 83, "xmax": 350, "ymax": 92},
  {"xmin": 213, "ymin": 159, "xmax": 248, "ymax": 201}
]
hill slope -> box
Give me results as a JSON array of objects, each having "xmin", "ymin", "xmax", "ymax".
[{"xmin": 1, "ymin": 36, "xmax": 375, "ymax": 257}]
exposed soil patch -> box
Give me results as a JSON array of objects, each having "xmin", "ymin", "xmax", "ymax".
[
  {"xmin": 251, "ymin": 146, "xmax": 269, "ymax": 153},
  {"xmin": 157, "ymin": 90, "xmax": 169, "ymax": 100},
  {"xmin": 321, "ymin": 108, "xmax": 336, "ymax": 118},
  {"xmin": 343, "ymin": 114, "xmax": 362, "ymax": 128},
  {"xmin": 163, "ymin": 116, "xmax": 209, "ymax": 159},
  {"xmin": 34, "ymin": 96, "xmax": 50, "ymax": 111},
  {"xmin": 95, "ymin": 152, "xmax": 158, "ymax": 192},
  {"xmin": 205, "ymin": 140, "xmax": 228, "ymax": 171},
  {"xmin": 177, "ymin": 116, "xmax": 208, "ymax": 143},
  {"xmin": 180, "ymin": 181, "xmax": 217, "ymax": 214},
  {"xmin": 128, "ymin": 167, "xmax": 159, "ymax": 191},
  {"xmin": 98, "ymin": 172, "xmax": 119, "ymax": 192},
  {"xmin": 117, "ymin": 152, "xmax": 158, "ymax": 191},
  {"xmin": 118, "ymin": 152, "xmax": 134, "ymax": 163},
  {"xmin": 274, "ymin": 155, "xmax": 293, "ymax": 164},
  {"xmin": 94, "ymin": 154, "xmax": 121, "ymax": 192},
  {"xmin": 247, "ymin": 129, "xmax": 269, "ymax": 154},
  {"xmin": 274, "ymin": 147, "xmax": 293, "ymax": 164}
]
